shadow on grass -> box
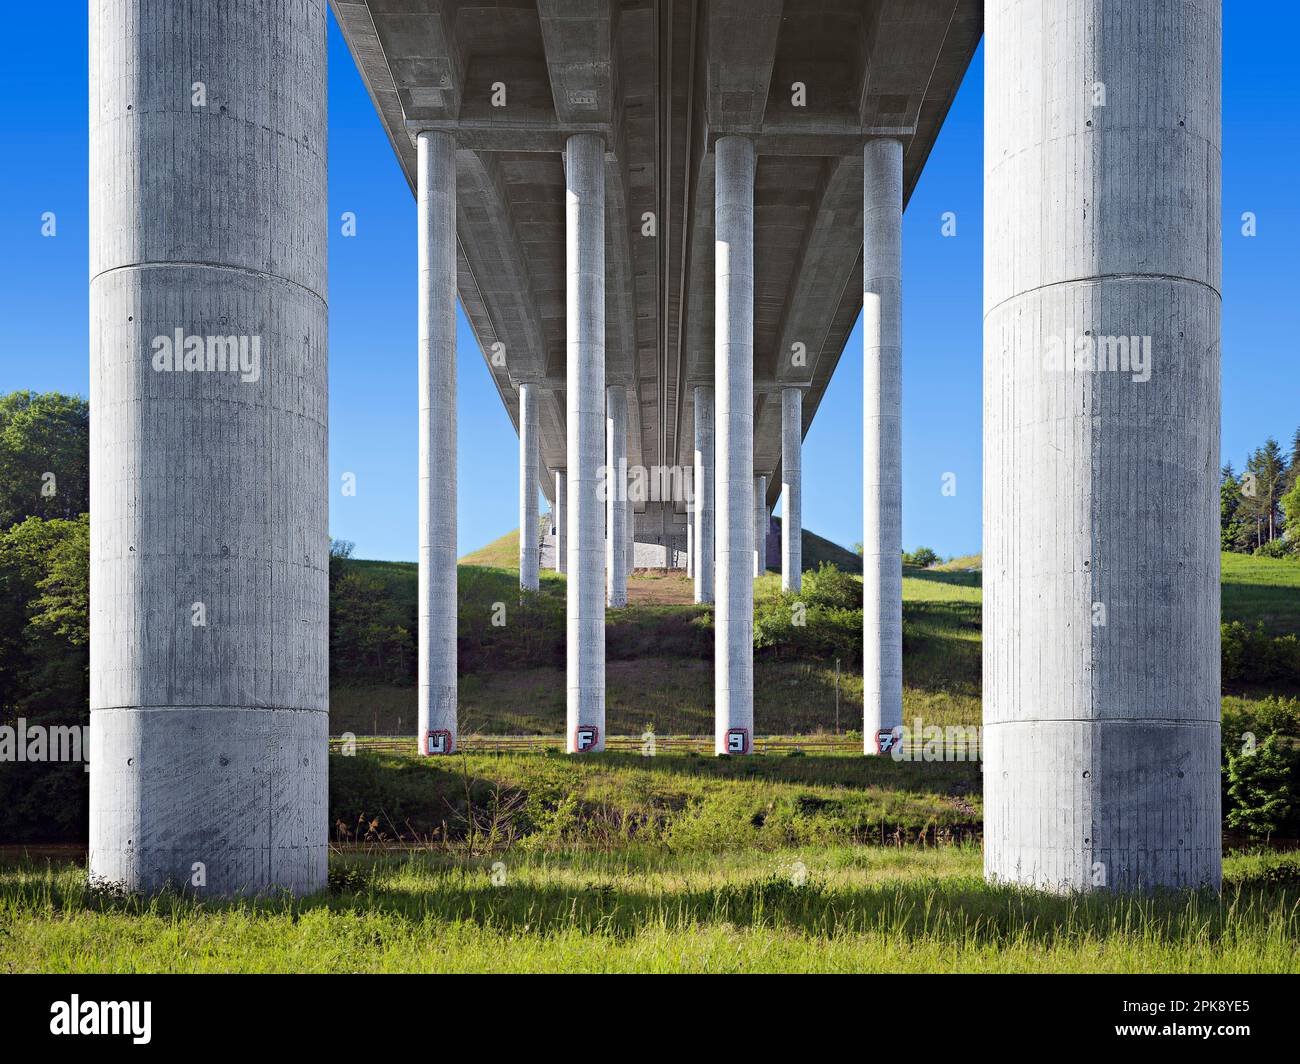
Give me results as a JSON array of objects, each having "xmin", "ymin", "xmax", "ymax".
[{"xmin": 7, "ymin": 853, "xmax": 1296, "ymax": 950}]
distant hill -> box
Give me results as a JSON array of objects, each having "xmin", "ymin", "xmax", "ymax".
[{"xmin": 461, "ymin": 523, "xmax": 863, "ymax": 572}]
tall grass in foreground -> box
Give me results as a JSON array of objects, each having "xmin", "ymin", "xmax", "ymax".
[{"xmin": 2, "ymin": 847, "xmax": 1297, "ymax": 973}]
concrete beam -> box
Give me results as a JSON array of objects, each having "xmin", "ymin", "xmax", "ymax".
[
  {"xmin": 565, "ymin": 133, "xmax": 606, "ymax": 753},
  {"xmin": 714, "ymin": 136, "xmax": 755, "ymax": 757},
  {"xmin": 862, "ymin": 137, "xmax": 903, "ymax": 756},
  {"xmin": 88, "ymin": 0, "xmax": 328, "ymax": 895},
  {"xmin": 982, "ymin": 0, "xmax": 1222, "ymax": 893}
]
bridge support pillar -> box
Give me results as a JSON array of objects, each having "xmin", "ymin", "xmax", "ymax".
[
  {"xmin": 417, "ymin": 129, "xmax": 459, "ymax": 757},
  {"xmin": 982, "ymin": 0, "xmax": 1222, "ymax": 891},
  {"xmin": 863, "ymin": 137, "xmax": 904, "ymax": 756},
  {"xmin": 753, "ymin": 475, "xmax": 768, "ymax": 577},
  {"xmin": 693, "ymin": 384, "xmax": 715, "ymax": 603},
  {"xmin": 564, "ymin": 133, "xmax": 606, "ymax": 752},
  {"xmin": 714, "ymin": 136, "xmax": 755, "ymax": 756},
  {"xmin": 88, "ymin": 0, "xmax": 328, "ymax": 893},
  {"xmin": 519, "ymin": 381, "xmax": 540, "ymax": 591},
  {"xmin": 781, "ymin": 387, "xmax": 803, "ymax": 592},
  {"xmin": 606, "ymin": 385, "xmax": 628, "ymax": 607},
  {"xmin": 553, "ymin": 470, "xmax": 566, "ymax": 573}
]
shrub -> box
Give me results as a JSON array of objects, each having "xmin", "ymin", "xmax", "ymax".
[
  {"xmin": 1224, "ymin": 734, "xmax": 1299, "ymax": 837},
  {"xmin": 902, "ymin": 547, "xmax": 940, "ymax": 569},
  {"xmin": 799, "ymin": 563, "xmax": 860, "ymax": 610},
  {"xmin": 1221, "ymin": 621, "xmax": 1300, "ymax": 684}
]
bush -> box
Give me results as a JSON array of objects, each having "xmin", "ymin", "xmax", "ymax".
[
  {"xmin": 902, "ymin": 547, "xmax": 940, "ymax": 568},
  {"xmin": 798, "ymin": 563, "xmax": 860, "ymax": 610},
  {"xmin": 1224, "ymin": 734, "xmax": 1299, "ymax": 837},
  {"xmin": 1221, "ymin": 621, "xmax": 1300, "ymax": 684}
]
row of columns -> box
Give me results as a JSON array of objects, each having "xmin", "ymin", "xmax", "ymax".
[{"xmin": 417, "ymin": 128, "xmax": 904, "ymax": 761}]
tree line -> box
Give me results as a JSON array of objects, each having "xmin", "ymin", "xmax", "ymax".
[{"xmin": 1221, "ymin": 428, "xmax": 1300, "ymax": 556}]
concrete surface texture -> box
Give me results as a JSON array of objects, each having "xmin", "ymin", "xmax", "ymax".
[
  {"xmin": 565, "ymin": 134, "xmax": 607, "ymax": 752},
  {"xmin": 982, "ymin": 0, "xmax": 1222, "ymax": 892},
  {"xmin": 862, "ymin": 137, "xmax": 905, "ymax": 753},
  {"xmin": 753, "ymin": 474, "xmax": 768, "ymax": 576},
  {"xmin": 714, "ymin": 136, "xmax": 756, "ymax": 756},
  {"xmin": 553, "ymin": 471, "xmax": 567, "ymax": 573},
  {"xmin": 417, "ymin": 130, "xmax": 459, "ymax": 759},
  {"xmin": 605, "ymin": 385, "xmax": 628, "ymax": 607},
  {"xmin": 693, "ymin": 384, "xmax": 715, "ymax": 604},
  {"xmin": 88, "ymin": 0, "xmax": 328, "ymax": 895},
  {"xmin": 518, "ymin": 381, "xmax": 540, "ymax": 591},
  {"xmin": 781, "ymin": 387, "xmax": 803, "ymax": 592}
]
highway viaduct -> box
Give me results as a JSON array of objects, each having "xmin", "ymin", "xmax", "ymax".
[{"xmin": 88, "ymin": 0, "xmax": 1222, "ymax": 896}]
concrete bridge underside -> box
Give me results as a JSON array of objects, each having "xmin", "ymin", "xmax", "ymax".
[
  {"xmin": 89, "ymin": 0, "xmax": 1222, "ymax": 897},
  {"xmin": 331, "ymin": 0, "xmax": 981, "ymax": 533}
]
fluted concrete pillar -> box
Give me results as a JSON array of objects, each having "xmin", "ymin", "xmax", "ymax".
[
  {"xmin": 753, "ymin": 475, "xmax": 768, "ymax": 577},
  {"xmin": 519, "ymin": 381, "xmax": 540, "ymax": 591},
  {"xmin": 983, "ymin": 0, "xmax": 1222, "ymax": 892},
  {"xmin": 693, "ymin": 384, "xmax": 715, "ymax": 604},
  {"xmin": 627, "ymin": 503, "xmax": 636, "ymax": 573},
  {"xmin": 863, "ymin": 137, "xmax": 903, "ymax": 755},
  {"xmin": 88, "ymin": 0, "xmax": 327, "ymax": 894},
  {"xmin": 606, "ymin": 385, "xmax": 628, "ymax": 607},
  {"xmin": 565, "ymin": 134, "xmax": 605, "ymax": 752},
  {"xmin": 417, "ymin": 129, "xmax": 458, "ymax": 758},
  {"xmin": 781, "ymin": 387, "xmax": 803, "ymax": 592},
  {"xmin": 714, "ymin": 136, "xmax": 755, "ymax": 756},
  {"xmin": 554, "ymin": 470, "xmax": 566, "ymax": 573}
]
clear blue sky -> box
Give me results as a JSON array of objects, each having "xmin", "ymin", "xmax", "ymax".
[{"xmin": 1, "ymin": 4, "xmax": 1295, "ymax": 562}]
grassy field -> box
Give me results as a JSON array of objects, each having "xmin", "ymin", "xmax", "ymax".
[
  {"xmin": 335, "ymin": 546, "xmax": 1299, "ymax": 739},
  {"xmin": 4, "ymin": 841, "xmax": 1297, "ymax": 973},
  {"xmin": 6, "ymin": 547, "xmax": 1300, "ymax": 972}
]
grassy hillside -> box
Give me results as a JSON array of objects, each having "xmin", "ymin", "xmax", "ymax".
[{"xmin": 332, "ymin": 545, "xmax": 1299, "ymax": 738}]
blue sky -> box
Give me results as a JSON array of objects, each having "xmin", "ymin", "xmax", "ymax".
[{"xmin": 1, "ymin": 4, "xmax": 1295, "ymax": 562}]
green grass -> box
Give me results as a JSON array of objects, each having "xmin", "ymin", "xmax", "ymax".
[
  {"xmin": 331, "ymin": 550, "xmax": 1299, "ymax": 737},
  {"xmin": 1221, "ymin": 551, "xmax": 1300, "ymax": 635},
  {"xmin": 328, "ymin": 749, "xmax": 981, "ymax": 848},
  {"xmin": 3, "ymin": 846, "xmax": 1297, "ymax": 972}
]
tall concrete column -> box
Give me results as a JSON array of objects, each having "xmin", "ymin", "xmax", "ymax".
[
  {"xmin": 627, "ymin": 503, "xmax": 636, "ymax": 573},
  {"xmin": 606, "ymin": 385, "xmax": 628, "ymax": 607},
  {"xmin": 693, "ymin": 384, "xmax": 715, "ymax": 604},
  {"xmin": 417, "ymin": 129, "xmax": 458, "ymax": 757},
  {"xmin": 519, "ymin": 381, "xmax": 540, "ymax": 591},
  {"xmin": 554, "ymin": 470, "xmax": 566, "ymax": 573},
  {"xmin": 565, "ymin": 133, "xmax": 606, "ymax": 752},
  {"xmin": 714, "ymin": 136, "xmax": 755, "ymax": 756},
  {"xmin": 983, "ymin": 0, "xmax": 1222, "ymax": 892},
  {"xmin": 88, "ymin": 0, "xmax": 327, "ymax": 894},
  {"xmin": 863, "ymin": 137, "xmax": 903, "ymax": 755},
  {"xmin": 781, "ymin": 387, "xmax": 803, "ymax": 592},
  {"xmin": 753, "ymin": 475, "xmax": 768, "ymax": 577},
  {"xmin": 686, "ymin": 517, "xmax": 694, "ymax": 579}
]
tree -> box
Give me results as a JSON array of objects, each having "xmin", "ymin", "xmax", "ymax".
[
  {"xmin": 0, "ymin": 392, "xmax": 89, "ymax": 530},
  {"xmin": 1221, "ymin": 463, "xmax": 1247, "ymax": 551},
  {"xmin": 1237, "ymin": 440, "xmax": 1286, "ymax": 548},
  {"xmin": 0, "ymin": 515, "xmax": 89, "ymax": 715}
]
